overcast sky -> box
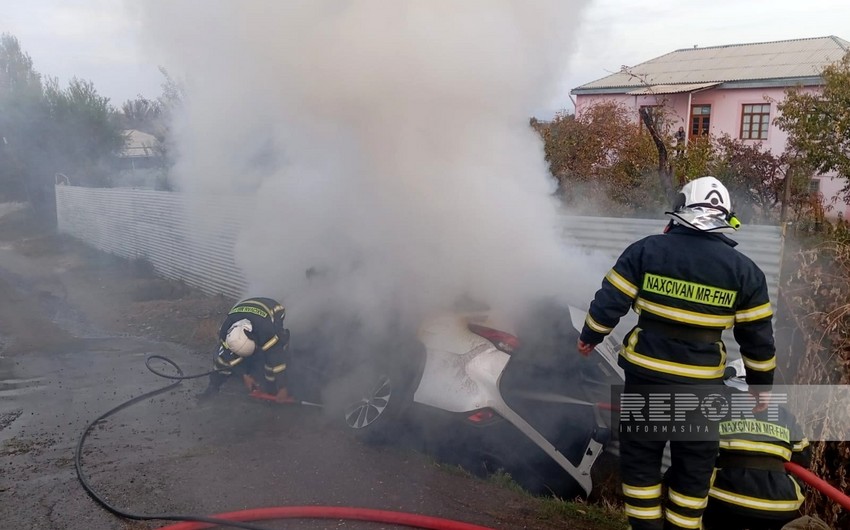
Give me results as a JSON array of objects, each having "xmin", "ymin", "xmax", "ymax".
[{"xmin": 3, "ymin": 0, "xmax": 849, "ymax": 119}]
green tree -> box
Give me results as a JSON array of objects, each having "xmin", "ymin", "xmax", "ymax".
[
  {"xmin": 0, "ymin": 33, "xmax": 47, "ymax": 203},
  {"xmin": 538, "ymin": 101, "xmax": 662, "ymax": 215},
  {"xmin": 620, "ymin": 67, "xmax": 683, "ymax": 204},
  {"xmin": 708, "ymin": 135, "xmax": 788, "ymax": 222},
  {"xmin": 673, "ymin": 134, "xmax": 818, "ymax": 225},
  {"xmin": 148, "ymin": 67, "xmax": 186, "ymax": 191},
  {"xmin": 114, "ymin": 68, "xmax": 187, "ymax": 190},
  {"xmin": 776, "ymin": 50, "xmax": 850, "ymax": 205},
  {"xmin": 0, "ymin": 33, "xmax": 41, "ymax": 97},
  {"xmin": 674, "ymin": 134, "xmax": 716, "ymax": 183},
  {"xmin": 43, "ymin": 76, "xmax": 125, "ymax": 188},
  {"xmin": 119, "ymin": 95, "xmax": 163, "ymax": 134},
  {"xmin": 638, "ymin": 105, "xmax": 676, "ymax": 203},
  {"xmin": 0, "ymin": 33, "xmax": 125, "ymax": 208}
]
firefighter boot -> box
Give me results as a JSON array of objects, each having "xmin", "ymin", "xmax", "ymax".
[{"xmin": 196, "ymin": 371, "xmax": 227, "ymax": 401}]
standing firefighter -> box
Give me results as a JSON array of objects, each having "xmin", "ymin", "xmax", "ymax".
[
  {"xmin": 577, "ymin": 176, "xmax": 776, "ymax": 530},
  {"xmin": 198, "ymin": 297, "xmax": 294, "ymax": 403},
  {"xmin": 703, "ymin": 362, "xmax": 810, "ymax": 530}
]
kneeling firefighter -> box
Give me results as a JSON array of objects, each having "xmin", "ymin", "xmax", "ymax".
[
  {"xmin": 198, "ymin": 297, "xmax": 294, "ymax": 403},
  {"xmin": 703, "ymin": 360, "xmax": 811, "ymax": 530}
]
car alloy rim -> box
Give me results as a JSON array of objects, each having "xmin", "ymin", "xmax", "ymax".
[{"xmin": 344, "ymin": 375, "xmax": 392, "ymax": 429}]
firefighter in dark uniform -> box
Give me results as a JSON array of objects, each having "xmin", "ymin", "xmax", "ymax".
[
  {"xmin": 198, "ymin": 296, "xmax": 294, "ymax": 403},
  {"xmin": 703, "ymin": 361, "xmax": 810, "ymax": 530},
  {"xmin": 577, "ymin": 176, "xmax": 777, "ymax": 530}
]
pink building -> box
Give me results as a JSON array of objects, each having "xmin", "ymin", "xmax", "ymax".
[{"xmin": 571, "ymin": 36, "xmax": 849, "ymax": 220}]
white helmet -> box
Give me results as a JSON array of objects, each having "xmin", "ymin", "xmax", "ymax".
[
  {"xmin": 225, "ymin": 319, "xmax": 256, "ymax": 357},
  {"xmin": 666, "ymin": 176, "xmax": 740, "ymax": 233}
]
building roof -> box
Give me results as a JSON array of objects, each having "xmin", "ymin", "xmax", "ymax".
[
  {"xmin": 625, "ymin": 81, "xmax": 721, "ymax": 95},
  {"xmin": 121, "ymin": 129, "xmax": 159, "ymax": 158},
  {"xmin": 572, "ymin": 35, "xmax": 849, "ymax": 94}
]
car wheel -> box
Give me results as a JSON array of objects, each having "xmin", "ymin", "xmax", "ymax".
[
  {"xmin": 342, "ymin": 369, "xmax": 412, "ymax": 444},
  {"xmin": 344, "ymin": 373, "xmax": 392, "ymax": 429},
  {"xmin": 329, "ymin": 334, "xmax": 424, "ymax": 444}
]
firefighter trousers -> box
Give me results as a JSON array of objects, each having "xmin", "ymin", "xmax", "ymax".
[
  {"xmin": 620, "ymin": 375, "xmax": 719, "ymax": 530},
  {"xmin": 703, "ymin": 498, "xmax": 796, "ymax": 530}
]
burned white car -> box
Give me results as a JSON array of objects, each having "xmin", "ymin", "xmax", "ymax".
[{"xmin": 288, "ymin": 299, "xmax": 625, "ymax": 498}]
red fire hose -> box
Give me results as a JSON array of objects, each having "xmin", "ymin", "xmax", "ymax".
[
  {"xmin": 157, "ymin": 506, "xmax": 497, "ymax": 530},
  {"xmin": 154, "ymin": 464, "xmax": 850, "ymax": 530},
  {"xmin": 156, "ymin": 394, "xmax": 498, "ymax": 529},
  {"xmin": 785, "ymin": 461, "xmax": 850, "ymax": 511},
  {"xmin": 76, "ymin": 357, "xmax": 499, "ymax": 530}
]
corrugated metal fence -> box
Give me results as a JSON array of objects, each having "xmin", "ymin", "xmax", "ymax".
[
  {"xmin": 559, "ymin": 214, "xmax": 785, "ymax": 307},
  {"xmin": 55, "ymin": 183, "xmax": 785, "ymax": 314},
  {"xmin": 56, "ymin": 185, "xmax": 248, "ymax": 299}
]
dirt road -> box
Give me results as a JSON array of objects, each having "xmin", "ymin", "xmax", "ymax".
[{"xmin": 0, "ymin": 208, "xmax": 622, "ymax": 530}]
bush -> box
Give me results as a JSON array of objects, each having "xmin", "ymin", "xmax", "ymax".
[{"xmin": 781, "ymin": 223, "xmax": 850, "ymax": 529}]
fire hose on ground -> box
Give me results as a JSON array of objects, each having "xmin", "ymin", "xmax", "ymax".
[
  {"xmin": 154, "ymin": 508, "xmax": 496, "ymax": 530},
  {"xmin": 75, "ymin": 356, "xmax": 850, "ymax": 529},
  {"xmin": 74, "ymin": 354, "xmax": 498, "ymax": 530}
]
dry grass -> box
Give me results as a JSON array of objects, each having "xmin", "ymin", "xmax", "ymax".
[
  {"xmin": 484, "ymin": 469, "xmax": 629, "ymax": 530},
  {"xmin": 781, "ymin": 226, "xmax": 850, "ymax": 529}
]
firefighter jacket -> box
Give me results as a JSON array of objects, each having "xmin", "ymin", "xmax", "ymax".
[
  {"xmin": 708, "ymin": 398, "xmax": 810, "ymax": 520},
  {"xmin": 214, "ymin": 297, "xmax": 290, "ymax": 392},
  {"xmin": 579, "ymin": 224, "xmax": 776, "ymax": 386}
]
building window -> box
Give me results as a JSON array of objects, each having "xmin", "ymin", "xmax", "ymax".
[
  {"xmin": 691, "ymin": 105, "xmax": 711, "ymax": 137},
  {"xmin": 808, "ymin": 178, "xmax": 820, "ymax": 194},
  {"xmin": 741, "ymin": 104, "xmax": 770, "ymax": 140}
]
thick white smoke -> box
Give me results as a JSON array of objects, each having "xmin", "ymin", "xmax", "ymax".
[{"xmin": 133, "ymin": 1, "xmax": 603, "ymax": 335}]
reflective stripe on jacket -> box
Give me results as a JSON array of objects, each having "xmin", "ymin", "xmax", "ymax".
[
  {"xmin": 579, "ymin": 224, "xmax": 776, "ymax": 386},
  {"xmin": 708, "ymin": 400, "xmax": 810, "ymax": 519},
  {"xmin": 218, "ymin": 297, "xmax": 290, "ymax": 392}
]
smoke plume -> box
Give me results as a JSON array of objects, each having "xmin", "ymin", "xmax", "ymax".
[{"xmin": 133, "ymin": 1, "xmax": 602, "ymax": 336}]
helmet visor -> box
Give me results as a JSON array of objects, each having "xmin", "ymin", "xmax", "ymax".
[{"xmin": 666, "ymin": 206, "xmax": 736, "ymax": 233}]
